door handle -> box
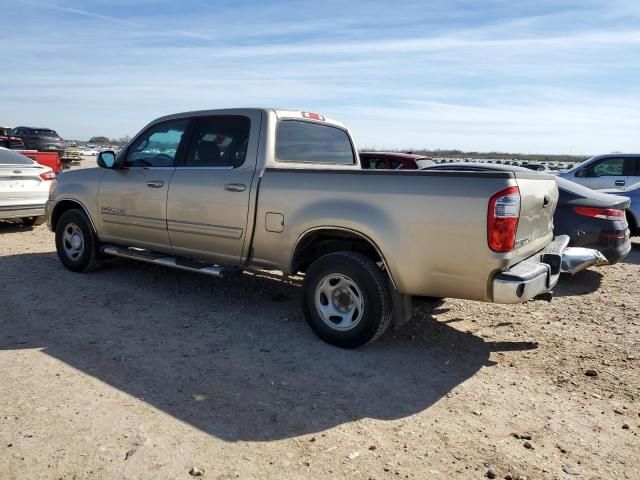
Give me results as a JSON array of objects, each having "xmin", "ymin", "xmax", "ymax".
[
  {"xmin": 146, "ymin": 181, "xmax": 164, "ymax": 188},
  {"xmin": 615, "ymin": 180, "xmax": 626, "ymax": 186},
  {"xmin": 224, "ymin": 183, "xmax": 246, "ymax": 192}
]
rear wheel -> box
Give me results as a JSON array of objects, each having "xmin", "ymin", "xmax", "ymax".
[
  {"xmin": 21, "ymin": 216, "xmax": 45, "ymax": 226},
  {"xmin": 55, "ymin": 209, "xmax": 102, "ymax": 272},
  {"xmin": 302, "ymin": 251, "xmax": 392, "ymax": 348}
]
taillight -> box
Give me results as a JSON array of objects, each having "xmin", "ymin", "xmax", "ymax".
[
  {"xmin": 39, "ymin": 170, "xmax": 56, "ymax": 181},
  {"xmin": 573, "ymin": 207, "xmax": 624, "ymax": 221},
  {"xmin": 488, "ymin": 186, "xmax": 520, "ymax": 252}
]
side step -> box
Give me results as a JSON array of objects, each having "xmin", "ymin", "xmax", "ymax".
[{"xmin": 101, "ymin": 245, "xmax": 225, "ymax": 277}]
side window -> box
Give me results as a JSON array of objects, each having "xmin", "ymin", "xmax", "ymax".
[
  {"xmin": 591, "ymin": 157, "xmax": 624, "ymax": 177},
  {"xmin": 184, "ymin": 115, "xmax": 251, "ymax": 168},
  {"xmin": 125, "ymin": 119, "xmax": 189, "ymax": 167},
  {"xmin": 363, "ymin": 157, "xmax": 386, "ymax": 169},
  {"xmin": 627, "ymin": 157, "xmax": 640, "ymax": 176},
  {"xmin": 276, "ymin": 120, "xmax": 355, "ymax": 165}
]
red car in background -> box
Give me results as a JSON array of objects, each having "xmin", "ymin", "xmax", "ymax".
[
  {"xmin": 360, "ymin": 151, "xmax": 435, "ymax": 170},
  {"xmin": 0, "ymin": 126, "xmax": 25, "ymax": 150},
  {"xmin": 18, "ymin": 150, "xmax": 62, "ymax": 173}
]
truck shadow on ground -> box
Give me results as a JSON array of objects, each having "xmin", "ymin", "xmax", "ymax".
[
  {"xmin": 553, "ymin": 270, "xmax": 603, "ymax": 297},
  {"xmin": 0, "ymin": 252, "xmax": 537, "ymax": 442}
]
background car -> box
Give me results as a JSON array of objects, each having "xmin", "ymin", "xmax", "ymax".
[
  {"xmin": 425, "ymin": 162, "xmax": 631, "ymax": 264},
  {"xmin": 0, "ymin": 125, "xmax": 25, "ymax": 149},
  {"xmin": 17, "ymin": 150, "xmax": 62, "ymax": 173},
  {"xmin": 601, "ymin": 181, "xmax": 640, "ymax": 236},
  {"xmin": 10, "ymin": 126, "xmax": 66, "ymax": 156},
  {"xmin": 360, "ymin": 151, "xmax": 435, "ymax": 170},
  {"xmin": 559, "ymin": 153, "xmax": 640, "ymax": 190},
  {"xmin": 0, "ymin": 147, "xmax": 56, "ymax": 226}
]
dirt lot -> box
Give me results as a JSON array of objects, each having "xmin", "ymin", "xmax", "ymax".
[{"xmin": 1, "ymin": 218, "xmax": 639, "ymax": 479}]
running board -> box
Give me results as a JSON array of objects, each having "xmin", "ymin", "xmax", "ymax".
[{"xmin": 101, "ymin": 245, "xmax": 224, "ymax": 277}]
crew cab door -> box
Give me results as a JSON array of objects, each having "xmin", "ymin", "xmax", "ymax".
[
  {"xmin": 166, "ymin": 112, "xmax": 261, "ymax": 265},
  {"xmin": 98, "ymin": 118, "xmax": 190, "ymax": 251}
]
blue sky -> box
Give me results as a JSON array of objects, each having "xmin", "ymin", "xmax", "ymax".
[{"xmin": 1, "ymin": 0, "xmax": 639, "ymax": 154}]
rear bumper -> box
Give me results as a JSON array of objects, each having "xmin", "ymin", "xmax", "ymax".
[
  {"xmin": 0, "ymin": 204, "xmax": 46, "ymax": 219},
  {"xmin": 492, "ymin": 235, "xmax": 607, "ymax": 303}
]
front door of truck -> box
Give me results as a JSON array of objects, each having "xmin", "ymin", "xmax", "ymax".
[
  {"xmin": 167, "ymin": 112, "xmax": 261, "ymax": 265},
  {"xmin": 98, "ymin": 118, "xmax": 190, "ymax": 251}
]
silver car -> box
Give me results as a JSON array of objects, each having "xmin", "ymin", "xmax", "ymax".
[
  {"xmin": 0, "ymin": 147, "xmax": 56, "ymax": 225},
  {"xmin": 560, "ymin": 153, "xmax": 640, "ymax": 190}
]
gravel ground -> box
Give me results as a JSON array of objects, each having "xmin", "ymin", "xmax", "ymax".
[{"xmin": 1, "ymin": 175, "xmax": 639, "ymax": 479}]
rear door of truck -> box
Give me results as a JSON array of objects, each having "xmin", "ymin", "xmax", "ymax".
[{"xmin": 166, "ymin": 110, "xmax": 262, "ymax": 265}]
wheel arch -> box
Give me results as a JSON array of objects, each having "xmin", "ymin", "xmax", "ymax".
[
  {"xmin": 290, "ymin": 226, "xmax": 398, "ymax": 290},
  {"xmin": 50, "ymin": 199, "xmax": 97, "ymax": 233}
]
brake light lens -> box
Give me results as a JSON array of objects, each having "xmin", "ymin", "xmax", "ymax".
[
  {"xmin": 301, "ymin": 111, "xmax": 325, "ymax": 121},
  {"xmin": 39, "ymin": 170, "xmax": 56, "ymax": 181},
  {"xmin": 488, "ymin": 186, "xmax": 521, "ymax": 252},
  {"xmin": 573, "ymin": 207, "xmax": 625, "ymax": 221}
]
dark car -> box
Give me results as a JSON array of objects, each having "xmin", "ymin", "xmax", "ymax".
[
  {"xmin": 602, "ymin": 181, "xmax": 640, "ymax": 237},
  {"xmin": 10, "ymin": 126, "xmax": 65, "ymax": 156},
  {"xmin": 360, "ymin": 151, "xmax": 435, "ymax": 170},
  {"xmin": 425, "ymin": 163, "xmax": 631, "ymax": 264}
]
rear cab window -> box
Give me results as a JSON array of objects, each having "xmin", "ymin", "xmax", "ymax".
[{"xmin": 276, "ymin": 120, "xmax": 355, "ymax": 165}]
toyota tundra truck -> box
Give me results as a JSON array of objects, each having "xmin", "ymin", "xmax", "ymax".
[{"xmin": 45, "ymin": 108, "xmax": 606, "ymax": 348}]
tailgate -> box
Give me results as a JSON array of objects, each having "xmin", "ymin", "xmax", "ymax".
[{"xmin": 512, "ymin": 172, "xmax": 558, "ymax": 259}]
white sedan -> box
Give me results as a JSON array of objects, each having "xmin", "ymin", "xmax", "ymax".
[{"xmin": 0, "ymin": 147, "xmax": 56, "ymax": 225}]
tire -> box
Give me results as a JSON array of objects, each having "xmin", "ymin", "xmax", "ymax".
[
  {"xmin": 55, "ymin": 209, "xmax": 102, "ymax": 273},
  {"xmin": 21, "ymin": 216, "xmax": 45, "ymax": 226},
  {"xmin": 302, "ymin": 251, "xmax": 392, "ymax": 348}
]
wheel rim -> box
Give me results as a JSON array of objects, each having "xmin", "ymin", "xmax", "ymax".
[
  {"xmin": 62, "ymin": 223, "xmax": 85, "ymax": 260},
  {"xmin": 314, "ymin": 273, "xmax": 364, "ymax": 331}
]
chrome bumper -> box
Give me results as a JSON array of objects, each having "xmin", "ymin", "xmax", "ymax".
[{"xmin": 492, "ymin": 235, "xmax": 607, "ymax": 303}]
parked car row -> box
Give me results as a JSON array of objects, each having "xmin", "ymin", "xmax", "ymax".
[{"xmin": 431, "ymin": 157, "xmax": 580, "ymax": 171}]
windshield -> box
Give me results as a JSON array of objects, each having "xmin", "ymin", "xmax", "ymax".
[{"xmin": 0, "ymin": 148, "xmax": 37, "ymax": 165}]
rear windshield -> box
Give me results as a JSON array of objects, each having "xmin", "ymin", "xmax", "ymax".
[
  {"xmin": 0, "ymin": 149, "xmax": 36, "ymax": 165},
  {"xmin": 276, "ymin": 120, "xmax": 355, "ymax": 165},
  {"xmin": 30, "ymin": 129, "xmax": 60, "ymax": 137}
]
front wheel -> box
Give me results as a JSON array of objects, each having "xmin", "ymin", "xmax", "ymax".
[
  {"xmin": 302, "ymin": 251, "xmax": 392, "ymax": 348},
  {"xmin": 55, "ymin": 209, "xmax": 102, "ymax": 272}
]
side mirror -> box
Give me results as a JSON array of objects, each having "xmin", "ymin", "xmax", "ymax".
[
  {"xmin": 97, "ymin": 150, "xmax": 118, "ymax": 169},
  {"xmin": 574, "ymin": 168, "xmax": 588, "ymax": 178}
]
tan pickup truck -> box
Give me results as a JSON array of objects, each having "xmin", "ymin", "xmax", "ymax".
[{"xmin": 45, "ymin": 108, "xmax": 605, "ymax": 347}]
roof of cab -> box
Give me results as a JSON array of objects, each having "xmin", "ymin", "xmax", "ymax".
[{"xmin": 151, "ymin": 108, "xmax": 347, "ymax": 129}]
